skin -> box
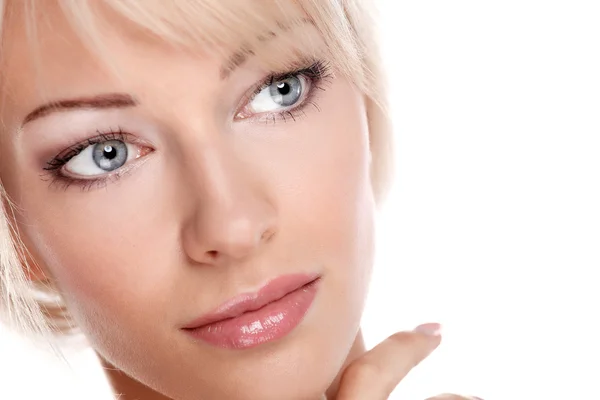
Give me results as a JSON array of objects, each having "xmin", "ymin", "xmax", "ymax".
[{"xmin": 0, "ymin": 3, "xmax": 480, "ymax": 400}]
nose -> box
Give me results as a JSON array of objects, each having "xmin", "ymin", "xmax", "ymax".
[{"xmin": 180, "ymin": 145, "xmax": 277, "ymax": 266}]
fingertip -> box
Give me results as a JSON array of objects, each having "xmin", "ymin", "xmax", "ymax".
[{"xmin": 413, "ymin": 322, "xmax": 442, "ymax": 337}]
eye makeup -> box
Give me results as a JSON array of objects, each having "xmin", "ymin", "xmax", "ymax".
[{"xmin": 39, "ymin": 58, "xmax": 335, "ymax": 191}]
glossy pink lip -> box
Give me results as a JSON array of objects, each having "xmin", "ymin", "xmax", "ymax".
[{"xmin": 182, "ymin": 273, "xmax": 321, "ymax": 349}]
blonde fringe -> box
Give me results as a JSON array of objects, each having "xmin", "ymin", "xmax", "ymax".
[
  {"xmin": 0, "ymin": 0, "xmax": 392, "ymax": 343},
  {"xmin": 0, "ymin": 184, "xmax": 72, "ymax": 354}
]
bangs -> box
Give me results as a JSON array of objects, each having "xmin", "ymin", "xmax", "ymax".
[{"xmin": 2, "ymin": 0, "xmax": 369, "ymax": 93}]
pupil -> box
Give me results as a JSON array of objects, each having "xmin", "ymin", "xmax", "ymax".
[
  {"xmin": 277, "ymin": 82, "xmax": 291, "ymax": 95},
  {"xmin": 103, "ymin": 145, "xmax": 117, "ymax": 160}
]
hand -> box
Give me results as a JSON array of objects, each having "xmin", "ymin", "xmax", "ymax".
[
  {"xmin": 330, "ymin": 323, "xmax": 482, "ymax": 400},
  {"xmin": 426, "ymin": 396, "xmax": 483, "ymax": 400},
  {"xmin": 425, "ymin": 396, "xmax": 483, "ymax": 400}
]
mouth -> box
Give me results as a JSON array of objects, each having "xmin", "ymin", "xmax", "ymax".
[{"xmin": 182, "ymin": 274, "xmax": 321, "ymax": 349}]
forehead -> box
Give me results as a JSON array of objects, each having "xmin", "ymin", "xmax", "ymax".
[{"xmin": 0, "ymin": 0, "xmax": 320, "ymax": 75}]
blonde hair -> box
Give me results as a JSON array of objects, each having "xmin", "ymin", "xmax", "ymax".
[{"xmin": 0, "ymin": 0, "xmax": 393, "ymax": 342}]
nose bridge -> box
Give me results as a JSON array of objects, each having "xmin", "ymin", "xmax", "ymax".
[{"xmin": 181, "ymin": 138, "xmax": 276, "ymax": 264}]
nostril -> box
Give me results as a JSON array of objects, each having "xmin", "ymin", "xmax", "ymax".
[
  {"xmin": 261, "ymin": 228, "xmax": 276, "ymax": 243},
  {"xmin": 206, "ymin": 250, "xmax": 218, "ymax": 259}
]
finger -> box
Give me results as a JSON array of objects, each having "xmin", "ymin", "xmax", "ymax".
[{"xmin": 335, "ymin": 323, "xmax": 442, "ymax": 400}]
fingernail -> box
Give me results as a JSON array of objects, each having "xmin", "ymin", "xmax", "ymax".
[{"xmin": 413, "ymin": 323, "xmax": 442, "ymax": 336}]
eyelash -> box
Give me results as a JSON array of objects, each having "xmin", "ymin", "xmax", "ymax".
[
  {"xmin": 42, "ymin": 59, "xmax": 334, "ymax": 191},
  {"xmin": 243, "ymin": 60, "xmax": 333, "ymax": 124},
  {"xmin": 41, "ymin": 129, "xmax": 143, "ymax": 191}
]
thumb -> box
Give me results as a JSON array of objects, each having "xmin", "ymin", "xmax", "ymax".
[{"xmin": 335, "ymin": 323, "xmax": 442, "ymax": 400}]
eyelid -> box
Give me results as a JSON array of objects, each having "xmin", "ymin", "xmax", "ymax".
[
  {"xmin": 233, "ymin": 59, "xmax": 332, "ymax": 122},
  {"xmin": 61, "ymin": 141, "xmax": 143, "ymax": 179},
  {"xmin": 41, "ymin": 130, "xmax": 155, "ymax": 191},
  {"xmin": 45, "ymin": 129, "xmax": 150, "ymax": 168},
  {"xmin": 249, "ymin": 60, "xmax": 316, "ymax": 97},
  {"xmin": 43, "ymin": 128, "xmax": 154, "ymax": 181},
  {"xmin": 237, "ymin": 75, "xmax": 311, "ymax": 119}
]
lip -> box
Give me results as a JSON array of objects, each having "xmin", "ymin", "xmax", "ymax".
[{"xmin": 182, "ymin": 273, "xmax": 321, "ymax": 349}]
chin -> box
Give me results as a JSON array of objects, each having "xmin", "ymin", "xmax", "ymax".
[{"xmin": 158, "ymin": 319, "xmax": 356, "ymax": 400}]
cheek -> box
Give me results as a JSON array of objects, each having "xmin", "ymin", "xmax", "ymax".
[
  {"xmin": 295, "ymin": 129, "xmax": 375, "ymax": 296},
  {"xmin": 290, "ymin": 82, "xmax": 375, "ymax": 264},
  {"xmin": 17, "ymin": 170, "xmax": 180, "ymax": 345},
  {"xmin": 273, "ymin": 83, "xmax": 376, "ymax": 319}
]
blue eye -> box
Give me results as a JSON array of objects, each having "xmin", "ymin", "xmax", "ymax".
[
  {"xmin": 64, "ymin": 140, "xmax": 136, "ymax": 177},
  {"xmin": 234, "ymin": 60, "xmax": 332, "ymax": 122},
  {"xmin": 248, "ymin": 75, "xmax": 307, "ymax": 113},
  {"xmin": 92, "ymin": 141, "xmax": 128, "ymax": 171},
  {"xmin": 43, "ymin": 130, "xmax": 154, "ymax": 191}
]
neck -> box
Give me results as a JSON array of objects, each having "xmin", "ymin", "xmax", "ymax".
[{"xmin": 100, "ymin": 329, "xmax": 367, "ymax": 400}]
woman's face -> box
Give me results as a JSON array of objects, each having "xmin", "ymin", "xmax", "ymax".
[{"xmin": 0, "ymin": 4, "xmax": 376, "ymax": 400}]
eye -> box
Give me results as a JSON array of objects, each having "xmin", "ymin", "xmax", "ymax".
[
  {"xmin": 64, "ymin": 139, "xmax": 138, "ymax": 177},
  {"xmin": 234, "ymin": 60, "xmax": 333, "ymax": 122},
  {"xmin": 246, "ymin": 75, "xmax": 308, "ymax": 114}
]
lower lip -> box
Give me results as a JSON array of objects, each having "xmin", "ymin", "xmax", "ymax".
[{"xmin": 183, "ymin": 278, "xmax": 320, "ymax": 349}]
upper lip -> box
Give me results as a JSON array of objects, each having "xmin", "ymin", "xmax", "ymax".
[{"xmin": 182, "ymin": 273, "xmax": 321, "ymax": 329}]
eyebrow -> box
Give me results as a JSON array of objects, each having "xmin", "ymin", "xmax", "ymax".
[
  {"xmin": 219, "ymin": 17, "xmax": 313, "ymax": 80},
  {"xmin": 220, "ymin": 45, "xmax": 258, "ymax": 80},
  {"xmin": 22, "ymin": 93, "xmax": 138, "ymax": 125},
  {"xmin": 219, "ymin": 30, "xmax": 278, "ymax": 80}
]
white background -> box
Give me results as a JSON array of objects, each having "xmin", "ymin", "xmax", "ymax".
[{"xmin": 1, "ymin": 1, "xmax": 599, "ymax": 399}]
